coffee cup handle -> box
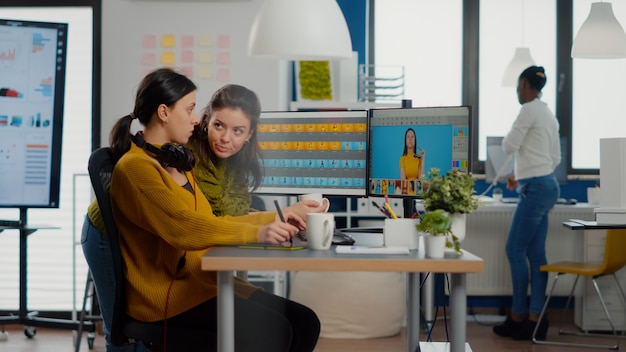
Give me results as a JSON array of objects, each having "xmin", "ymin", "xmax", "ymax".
[
  {"xmin": 322, "ymin": 219, "xmax": 332, "ymax": 247},
  {"xmin": 322, "ymin": 198, "xmax": 330, "ymax": 212}
]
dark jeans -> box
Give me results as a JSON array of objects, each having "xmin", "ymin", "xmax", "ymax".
[{"xmin": 160, "ymin": 289, "xmax": 320, "ymax": 352}]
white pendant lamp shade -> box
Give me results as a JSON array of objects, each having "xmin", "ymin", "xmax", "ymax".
[
  {"xmin": 247, "ymin": 0, "xmax": 353, "ymax": 60},
  {"xmin": 502, "ymin": 47, "xmax": 536, "ymax": 86},
  {"xmin": 572, "ymin": 2, "xmax": 626, "ymax": 59}
]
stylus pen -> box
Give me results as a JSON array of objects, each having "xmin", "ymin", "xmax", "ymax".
[{"xmin": 273, "ymin": 199, "xmax": 291, "ymax": 246}]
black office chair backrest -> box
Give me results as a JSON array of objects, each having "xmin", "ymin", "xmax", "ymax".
[
  {"xmin": 88, "ymin": 148, "xmax": 216, "ymax": 350},
  {"xmin": 87, "ymin": 147, "xmax": 130, "ymax": 346}
]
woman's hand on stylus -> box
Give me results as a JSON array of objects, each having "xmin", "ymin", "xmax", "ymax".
[{"xmin": 258, "ymin": 220, "xmax": 301, "ymax": 244}]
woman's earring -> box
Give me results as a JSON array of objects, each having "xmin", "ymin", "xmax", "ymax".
[{"xmin": 244, "ymin": 140, "xmax": 249, "ymax": 144}]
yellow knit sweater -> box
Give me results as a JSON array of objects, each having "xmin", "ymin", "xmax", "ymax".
[{"xmin": 110, "ymin": 144, "xmax": 276, "ymax": 322}]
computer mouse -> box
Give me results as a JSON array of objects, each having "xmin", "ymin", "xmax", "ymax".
[{"xmin": 567, "ymin": 198, "xmax": 577, "ymax": 205}]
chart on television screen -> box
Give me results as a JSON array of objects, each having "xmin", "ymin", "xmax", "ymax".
[{"xmin": 0, "ymin": 18, "xmax": 67, "ymax": 207}]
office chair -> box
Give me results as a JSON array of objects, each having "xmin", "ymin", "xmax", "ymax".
[
  {"xmin": 532, "ymin": 228, "xmax": 626, "ymax": 350},
  {"xmin": 87, "ymin": 147, "xmax": 215, "ymax": 351}
]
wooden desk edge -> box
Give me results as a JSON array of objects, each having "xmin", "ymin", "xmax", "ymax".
[{"xmin": 201, "ymin": 250, "xmax": 484, "ymax": 273}]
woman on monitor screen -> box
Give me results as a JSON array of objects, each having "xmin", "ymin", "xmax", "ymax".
[
  {"xmin": 492, "ymin": 65, "xmax": 560, "ymax": 341},
  {"xmin": 399, "ymin": 128, "xmax": 425, "ymax": 180}
]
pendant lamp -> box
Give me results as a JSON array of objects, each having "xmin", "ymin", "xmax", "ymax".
[
  {"xmin": 502, "ymin": 0, "xmax": 535, "ymax": 86},
  {"xmin": 502, "ymin": 48, "xmax": 536, "ymax": 86},
  {"xmin": 247, "ymin": 0, "xmax": 353, "ymax": 60},
  {"xmin": 572, "ymin": 2, "xmax": 626, "ymax": 59}
]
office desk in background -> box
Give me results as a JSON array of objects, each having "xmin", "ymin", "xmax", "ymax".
[{"xmin": 201, "ymin": 244, "xmax": 483, "ymax": 352}]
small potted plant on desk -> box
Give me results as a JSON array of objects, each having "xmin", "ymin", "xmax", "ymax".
[{"xmin": 418, "ymin": 168, "xmax": 479, "ymax": 256}]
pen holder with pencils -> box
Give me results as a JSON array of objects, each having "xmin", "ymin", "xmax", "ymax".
[{"xmin": 383, "ymin": 218, "xmax": 420, "ymax": 250}]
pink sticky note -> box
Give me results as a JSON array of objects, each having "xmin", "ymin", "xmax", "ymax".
[
  {"xmin": 181, "ymin": 35, "xmax": 194, "ymax": 48},
  {"xmin": 181, "ymin": 50, "xmax": 194, "ymax": 64},
  {"xmin": 217, "ymin": 35, "xmax": 230, "ymax": 49},
  {"xmin": 141, "ymin": 53, "xmax": 156, "ymax": 66},
  {"xmin": 217, "ymin": 68, "xmax": 230, "ymax": 82},
  {"xmin": 143, "ymin": 35, "xmax": 157, "ymax": 49},
  {"xmin": 217, "ymin": 52, "xmax": 231, "ymax": 65},
  {"xmin": 180, "ymin": 66, "xmax": 194, "ymax": 79}
]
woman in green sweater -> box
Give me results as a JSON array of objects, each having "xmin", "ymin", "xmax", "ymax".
[{"xmin": 186, "ymin": 84, "xmax": 264, "ymax": 216}]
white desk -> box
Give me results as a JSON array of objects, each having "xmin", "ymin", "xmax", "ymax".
[{"xmin": 201, "ymin": 245, "xmax": 483, "ymax": 352}]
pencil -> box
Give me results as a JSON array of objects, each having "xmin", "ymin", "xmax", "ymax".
[{"xmin": 273, "ymin": 199, "xmax": 291, "ymax": 246}]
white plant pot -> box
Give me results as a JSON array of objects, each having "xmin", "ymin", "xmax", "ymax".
[
  {"xmin": 450, "ymin": 213, "xmax": 467, "ymax": 243},
  {"xmin": 423, "ymin": 235, "xmax": 446, "ymax": 258}
]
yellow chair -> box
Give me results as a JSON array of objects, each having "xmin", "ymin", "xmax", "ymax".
[{"xmin": 532, "ymin": 228, "xmax": 626, "ymax": 349}]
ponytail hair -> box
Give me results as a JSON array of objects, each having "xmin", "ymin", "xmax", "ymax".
[
  {"xmin": 109, "ymin": 114, "xmax": 134, "ymax": 161},
  {"xmin": 108, "ymin": 68, "xmax": 197, "ymax": 161}
]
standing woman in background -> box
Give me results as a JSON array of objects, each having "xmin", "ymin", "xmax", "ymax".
[
  {"xmin": 492, "ymin": 66, "xmax": 561, "ymax": 341},
  {"xmin": 399, "ymin": 128, "xmax": 425, "ymax": 180}
]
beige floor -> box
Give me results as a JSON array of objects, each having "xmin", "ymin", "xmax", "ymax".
[{"xmin": 0, "ymin": 309, "xmax": 621, "ymax": 352}]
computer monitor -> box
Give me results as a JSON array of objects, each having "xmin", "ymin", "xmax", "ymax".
[
  {"xmin": 368, "ymin": 106, "xmax": 472, "ymax": 198},
  {"xmin": 254, "ymin": 110, "xmax": 369, "ymax": 196},
  {"xmin": 486, "ymin": 135, "xmax": 568, "ymax": 185},
  {"xmin": 0, "ymin": 18, "xmax": 68, "ymax": 208},
  {"xmin": 485, "ymin": 136, "xmax": 514, "ymax": 184}
]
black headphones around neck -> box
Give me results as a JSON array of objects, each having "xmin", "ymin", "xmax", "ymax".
[{"xmin": 131, "ymin": 133, "xmax": 196, "ymax": 172}]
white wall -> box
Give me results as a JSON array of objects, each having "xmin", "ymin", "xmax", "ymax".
[{"xmin": 100, "ymin": 0, "xmax": 289, "ymax": 145}]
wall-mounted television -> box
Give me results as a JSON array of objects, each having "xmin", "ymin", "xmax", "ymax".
[
  {"xmin": 0, "ymin": 18, "xmax": 68, "ymax": 208},
  {"xmin": 368, "ymin": 106, "xmax": 472, "ymax": 198},
  {"xmin": 254, "ymin": 110, "xmax": 369, "ymax": 196}
]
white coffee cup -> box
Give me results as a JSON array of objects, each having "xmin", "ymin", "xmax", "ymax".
[
  {"xmin": 299, "ymin": 193, "xmax": 330, "ymax": 212},
  {"xmin": 306, "ymin": 213, "xmax": 334, "ymax": 250}
]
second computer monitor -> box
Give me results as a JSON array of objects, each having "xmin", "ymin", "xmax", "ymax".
[
  {"xmin": 368, "ymin": 106, "xmax": 472, "ymax": 198},
  {"xmin": 255, "ymin": 110, "xmax": 369, "ymax": 196}
]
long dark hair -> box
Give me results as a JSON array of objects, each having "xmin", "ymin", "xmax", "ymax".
[
  {"xmin": 109, "ymin": 68, "xmax": 197, "ymax": 161},
  {"xmin": 188, "ymin": 84, "xmax": 263, "ymax": 190},
  {"xmin": 402, "ymin": 128, "xmax": 417, "ymax": 156}
]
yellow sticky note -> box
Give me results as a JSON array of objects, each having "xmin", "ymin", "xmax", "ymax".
[
  {"xmin": 161, "ymin": 35, "xmax": 176, "ymax": 48},
  {"xmin": 198, "ymin": 34, "xmax": 213, "ymax": 47},
  {"xmin": 161, "ymin": 52, "xmax": 175, "ymax": 65},
  {"xmin": 198, "ymin": 66, "xmax": 213, "ymax": 79},
  {"xmin": 198, "ymin": 50, "xmax": 213, "ymax": 64}
]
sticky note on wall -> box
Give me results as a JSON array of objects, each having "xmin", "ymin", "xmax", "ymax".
[
  {"xmin": 161, "ymin": 35, "xmax": 176, "ymax": 48},
  {"xmin": 161, "ymin": 52, "xmax": 175, "ymax": 65}
]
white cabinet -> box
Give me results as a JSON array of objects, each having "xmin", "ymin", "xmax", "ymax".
[{"xmin": 574, "ymin": 230, "xmax": 626, "ymax": 331}]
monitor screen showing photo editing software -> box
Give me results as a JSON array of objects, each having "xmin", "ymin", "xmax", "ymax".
[
  {"xmin": 368, "ymin": 106, "xmax": 472, "ymax": 198},
  {"xmin": 254, "ymin": 110, "xmax": 368, "ymax": 196}
]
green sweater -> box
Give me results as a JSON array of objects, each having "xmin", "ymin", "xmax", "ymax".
[
  {"xmin": 110, "ymin": 144, "xmax": 275, "ymax": 322},
  {"xmin": 194, "ymin": 154, "xmax": 252, "ymax": 216}
]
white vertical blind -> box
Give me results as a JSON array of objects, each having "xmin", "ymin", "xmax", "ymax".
[
  {"xmin": 0, "ymin": 7, "xmax": 93, "ymax": 311},
  {"xmin": 572, "ymin": 0, "xmax": 626, "ymax": 169},
  {"xmin": 374, "ymin": 0, "xmax": 463, "ymax": 107},
  {"xmin": 479, "ymin": 0, "xmax": 556, "ymax": 161}
]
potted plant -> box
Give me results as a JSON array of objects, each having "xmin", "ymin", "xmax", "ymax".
[
  {"xmin": 418, "ymin": 168, "xmax": 479, "ymax": 254},
  {"xmin": 416, "ymin": 209, "xmax": 453, "ymax": 257}
]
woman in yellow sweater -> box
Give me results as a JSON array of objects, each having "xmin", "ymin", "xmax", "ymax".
[
  {"xmin": 399, "ymin": 127, "xmax": 425, "ymax": 180},
  {"xmin": 105, "ymin": 68, "xmax": 320, "ymax": 351}
]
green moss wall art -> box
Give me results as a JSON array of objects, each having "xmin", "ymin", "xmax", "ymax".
[{"xmin": 298, "ymin": 61, "xmax": 333, "ymax": 100}]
